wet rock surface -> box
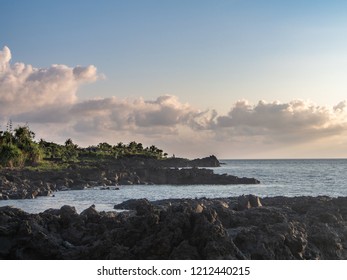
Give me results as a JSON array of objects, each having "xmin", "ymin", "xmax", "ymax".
[{"xmin": 1, "ymin": 195, "xmax": 346, "ymax": 260}]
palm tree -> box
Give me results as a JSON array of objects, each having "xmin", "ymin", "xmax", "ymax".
[
  {"xmin": 127, "ymin": 141, "xmax": 138, "ymax": 154},
  {"xmin": 63, "ymin": 138, "xmax": 78, "ymax": 161}
]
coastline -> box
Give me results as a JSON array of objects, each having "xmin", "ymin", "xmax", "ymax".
[
  {"xmin": 1, "ymin": 156, "xmax": 346, "ymax": 260},
  {"xmin": 0, "ymin": 155, "xmax": 259, "ymax": 201},
  {"xmin": 1, "ymin": 195, "xmax": 346, "ymax": 260}
]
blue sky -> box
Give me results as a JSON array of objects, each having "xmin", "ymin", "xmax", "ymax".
[{"xmin": 1, "ymin": 0, "xmax": 347, "ymax": 158}]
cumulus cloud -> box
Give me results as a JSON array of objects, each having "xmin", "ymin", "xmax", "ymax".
[
  {"xmin": 15, "ymin": 95, "xmax": 212, "ymax": 136},
  {"xmin": 334, "ymin": 101, "xmax": 347, "ymax": 112},
  {"xmin": 14, "ymin": 94, "xmax": 347, "ymax": 148},
  {"xmin": 2, "ymin": 46, "xmax": 347, "ymax": 157},
  {"xmin": 0, "ymin": 46, "xmax": 11, "ymax": 71},
  {"xmin": 210, "ymin": 99, "xmax": 347, "ymax": 144},
  {"xmin": 0, "ymin": 46, "xmax": 101, "ymax": 117}
]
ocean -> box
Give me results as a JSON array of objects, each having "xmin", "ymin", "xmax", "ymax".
[{"xmin": 1, "ymin": 159, "xmax": 346, "ymax": 213}]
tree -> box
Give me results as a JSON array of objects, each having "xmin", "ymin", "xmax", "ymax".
[
  {"xmin": 116, "ymin": 142, "xmax": 125, "ymax": 149},
  {"xmin": 14, "ymin": 125, "xmax": 35, "ymax": 151},
  {"xmin": 65, "ymin": 138, "xmax": 75, "ymax": 147},
  {"xmin": 63, "ymin": 138, "xmax": 78, "ymax": 161},
  {"xmin": 112, "ymin": 142, "xmax": 126, "ymax": 158},
  {"xmin": 97, "ymin": 142, "xmax": 112, "ymax": 153},
  {"xmin": 136, "ymin": 142, "xmax": 144, "ymax": 153},
  {"xmin": 26, "ymin": 143, "xmax": 43, "ymax": 164},
  {"xmin": 39, "ymin": 139, "xmax": 64, "ymax": 159},
  {"xmin": 147, "ymin": 145, "xmax": 164, "ymax": 159},
  {"xmin": 0, "ymin": 144, "xmax": 24, "ymax": 168},
  {"xmin": 127, "ymin": 141, "xmax": 138, "ymax": 154},
  {"xmin": 0, "ymin": 131, "xmax": 13, "ymax": 146},
  {"xmin": 13, "ymin": 125, "xmax": 42, "ymax": 165}
]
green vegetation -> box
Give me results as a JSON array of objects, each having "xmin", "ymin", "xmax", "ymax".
[
  {"xmin": 0, "ymin": 122, "xmax": 42, "ymax": 168},
  {"xmin": 0, "ymin": 121, "xmax": 168, "ymax": 169}
]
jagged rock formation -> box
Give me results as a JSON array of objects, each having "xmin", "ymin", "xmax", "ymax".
[
  {"xmin": 0, "ymin": 156, "xmax": 259, "ymax": 200},
  {"xmin": 1, "ymin": 195, "xmax": 346, "ymax": 259}
]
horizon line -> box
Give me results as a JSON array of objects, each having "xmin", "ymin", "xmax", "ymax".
[{"xmin": 218, "ymin": 157, "xmax": 347, "ymax": 161}]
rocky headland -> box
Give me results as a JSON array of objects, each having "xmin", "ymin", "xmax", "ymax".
[
  {"xmin": 1, "ymin": 195, "xmax": 346, "ymax": 260},
  {"xmin": 0, "ymin": 155, "xmax": 259, "ymax": 200}
]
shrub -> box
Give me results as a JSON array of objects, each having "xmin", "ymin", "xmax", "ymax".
[{"xmin": 0, "ymin": 144, "xmax": 25, "ymax": 168}]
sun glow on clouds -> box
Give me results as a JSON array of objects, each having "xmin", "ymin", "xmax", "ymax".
[
  {"xmin": 0, "ymin": 46, "xmax": 100, "ymax": 116},
  {"xmin": 1, "ymin": 46, "xmax": 347, "ymax": 158}
]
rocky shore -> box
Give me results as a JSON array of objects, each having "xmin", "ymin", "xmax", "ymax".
[
  {"xmin": 1, "ymin": 195, "xmax": 346, "ymax": 259},
  {"xmin": 0, "ymin": 155, "xmax": 259, "ymax": 200}
]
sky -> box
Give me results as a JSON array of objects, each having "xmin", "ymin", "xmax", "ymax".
[{"xmin": 1, "ymin": 0, "xmax": 347, "ymax": 158}]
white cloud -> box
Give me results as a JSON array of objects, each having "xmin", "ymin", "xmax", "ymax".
[
  {"xmin": 212, "ymin": 99, "xmax": 347, "ymax": 144},
  {"xmin": 2, "ymin": 46, "xmax": 347, "ymax": 158},
  {"xmin": 16, "ymin": 95, "xmax": 211, "ymax": 135},
  {"xmin": 15, "ymin": 95, "xmax": 347, "ymax": 156},
  {"xmin": 334, "ymin": 101, "xmax": 347, "ymax": 112},
  {"xmin": 0, "ymin": 46, "xmax": 101, "ymax": 117},
  {"xmin": 0, "ymin": 46, "xmax": 11, "ymax": 71}
]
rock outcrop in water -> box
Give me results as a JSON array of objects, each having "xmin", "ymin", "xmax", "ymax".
[
  {"xmin": 1, "ymin": 195, "xmax": 346, "ymax": 260},
  {"xmin": 0, "ymin": 156, "xmax": 259, "ymax": 200}
]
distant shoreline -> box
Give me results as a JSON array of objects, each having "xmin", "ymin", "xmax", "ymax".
[
  {"xmin": 0, "ymin": 155, "xmax": 259, "ymax": 201},
  {"xmin": 220, "ymin": 158, "xmax": 347, "ymax": 161}
]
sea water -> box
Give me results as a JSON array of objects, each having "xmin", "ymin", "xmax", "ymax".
[{"xmin": 1, "ymin": 159, "xmax": 346, "ymax": 213}]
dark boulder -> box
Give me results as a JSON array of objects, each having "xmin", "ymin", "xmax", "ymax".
[{"xmin": 2, "ymin": 196, "xmax": 347, "ymax": 259}]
